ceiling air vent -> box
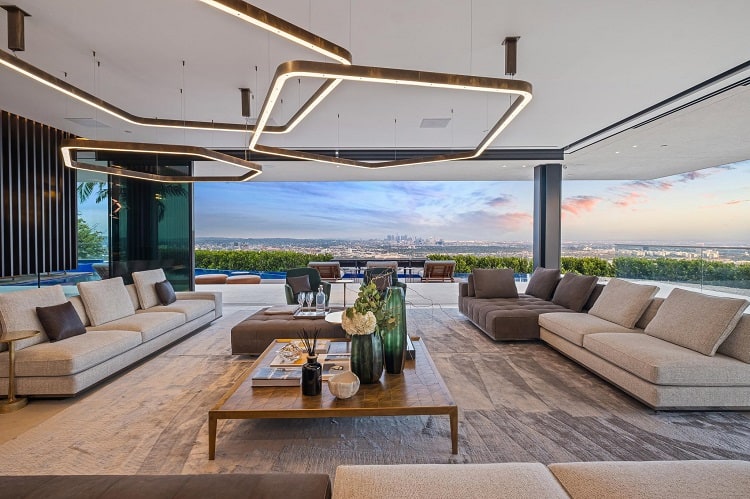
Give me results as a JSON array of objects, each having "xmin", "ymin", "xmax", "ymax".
[{"xmin": 420, "ymin": 118, "xmax": 451, "ymax": 129}]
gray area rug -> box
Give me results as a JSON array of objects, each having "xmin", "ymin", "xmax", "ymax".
[{"xmin": 1, "ymin": 307, "xmax": 749, "ymax": 477}]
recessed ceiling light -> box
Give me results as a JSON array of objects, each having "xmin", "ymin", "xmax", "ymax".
[
  {"xmin": 632, "ymin": 145, "xmax": 638, "ymax": 148},
  {"xmin": 615, "ymin": 151, "xmax": 620, "ymax": 154}
]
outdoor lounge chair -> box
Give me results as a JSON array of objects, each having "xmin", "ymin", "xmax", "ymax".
[
  {"xmin": 307, "ymin": 261, "xmax": 342, "ymax": 281},
  {"xmin": 421, "ymin": 260, "xmax": 456, "ymax": 282}
]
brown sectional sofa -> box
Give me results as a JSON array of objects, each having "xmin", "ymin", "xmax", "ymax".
[{"xmin": 0, "ymin": 269, "xmax": 222, "ymax": 397}]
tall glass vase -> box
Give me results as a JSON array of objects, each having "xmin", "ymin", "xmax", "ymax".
[
  {"xmin": 382, "ymin": 286, "xmax": 407, "ymax": 374},
  {"xmin": 350, "ymin": 332, "xmax": 383, "ymax": 384}
]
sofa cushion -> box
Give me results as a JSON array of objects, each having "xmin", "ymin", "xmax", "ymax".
[
  {"xmin": 125, "ymin": 284, "xmax": 141, "ymax": 311},
  {"xmin": 582, "ymin": 332, "xmax": 750, "ymax": 386},
  {"xmin": 635, "ymin": 297, "xmax": 664, "ymax": 329},
  {"xmin": 89, "ymin": 311, "xmax": 186, "ymax": 343},
  {"xmin": 77, "ymin": 278, "xmax": 136, "ymax": 327},
  {"xmin": 131, "ymin": 269, "xmax": 167, "ymax": 309},
  {"xmin": 0, "ymin": 285, "xmax": 67, "ymax": 349},
  {"xmin": 718, "ymin": 314, "xmax": 750, "ymax": 363},
  {"xmin": 155, "ymin": 280, "xmax": 177, "ymax": 305},
  {"xmin": 68, "ymin": 295, "xmax": 91, "ymax": 327},
  {"xmin": 644, "ymin": 288, "xmax": 749, "ymax": 356},
  {"xmin": 549, "ymin": 460, "xmax": 750, "ymax": 499},
  {"xmin": 138, "ymin": 299, "xmax": 215, "ymax": 322},
  {"xmin": 588, "ymin": 278, "xmax": 659, "ymax": 328},
  {"xmin": 333, "ymin": 463, "xmax": 570, "ymax": 499},
  {"xmin": 472, "ymin": 268, "xmax": 518, "ymax": 299},
  {"xmin": 466, "ymin": 274, "xmax": 475, "ymax": 297},
  {"xmin": 539, "ymin": 312, "xmax": 640, "ymax": 347},
  {"xmin": 36, "ymin": 302, "xmax": 86, "ymax": 342},
  {"xmin": 524, "ymin": 267, "xmax": 560, "ymax": 300},
  {"xmin": 551, "ymin": 273, "xmax": 598, "ymax": 312},
  {"xmin": 288, "ymin": 275, "xmax": 312, "ymax": 295},
  {"xmin": 1, "ymin": 330, "xmax": 141, "ymax": 377}
]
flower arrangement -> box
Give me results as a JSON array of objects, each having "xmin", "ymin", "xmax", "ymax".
[{"xmin": 342, "ymin": 280, "xmax": 397, "ymax": 336}]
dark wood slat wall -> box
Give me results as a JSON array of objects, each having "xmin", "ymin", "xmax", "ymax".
[{"xmin": 0, "ymin": 110, "xmax": 76, "ymax": 277}]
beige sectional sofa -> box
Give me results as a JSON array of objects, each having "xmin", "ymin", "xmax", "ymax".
[
  {"xmin": 332, "ymin": 461, "xmax": 750, "ymax": 499},
  {"xmin": 539, "ymin": 279, "xmax": 750, "ymax": 410},
  {"xmin": 0, "ymin": 269, "xmax": 221, "ymax": 397}
]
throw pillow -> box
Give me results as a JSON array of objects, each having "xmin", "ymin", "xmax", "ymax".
[
  {"xmin": 645, "ymin": 288, "xmax": 749, "ymax": 356},
  {"xmin": 36, "ymin": 301, "xmax": 86, "ymax": 342},
  {"xmin": 588, "ymin": 278, "xmax": 659, "ymax": 328},
  {"xmin": 131, "ymin": 268, "xmax": 167, "ymax": 309},
  {"xmin": 551, "ymin": 273, "xmax": 598, "ymax": 312},
  {"xmin": 288, "ymin": 275, "xmax": 312, "ymax": 296},
  {"xmin": 155, "ymin": 280, "xmax": 177, "ymax": 305},
  {"xmin": 472, "ymin": 268, "xmax": 518, "ymax": 299},
  {"xmin": 524, "ymin": 267, "xmax": 560, "ymax": 300},
  {"xmin": 77, "ymin": 277, "xmax": 136, "ymax": 327},
  {"xmin": 717, "ymin": 315, "xmax": 750, "ymax": 363}
]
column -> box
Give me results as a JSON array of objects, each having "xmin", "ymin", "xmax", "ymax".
[{"xmin": 533, "ymin": 163, "xmax": 562, "ymax": 270}]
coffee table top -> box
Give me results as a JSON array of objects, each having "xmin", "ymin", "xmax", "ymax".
[{"xmin": 211, "ymin": 338, "xmax": 455, "ymax": 418}]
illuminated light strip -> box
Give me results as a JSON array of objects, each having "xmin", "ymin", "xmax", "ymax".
[
  {"xmin": 249, "ymin": 60, "xmax": 533, "ymax": 168},
  {"xmin": 61, "ymin": 139, "xmax": 262, "ymax": 182},
  {"xmin": 198, "ymin": 0, "xmax": 352, "ymax": 66},
  {"xmin": 0, "ymin": 1, "xmax": 352, "ymax": 134}
]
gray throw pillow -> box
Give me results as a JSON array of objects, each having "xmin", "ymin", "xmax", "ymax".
[
  {"xmin": 551, "ymin": 273, "xmax": 598, "ymax": 312},
  {"xmin": 288, "ymin": 275, "xmax": 312, "ymax": 295},
  {"xmin": 524, "ymin": 267, "xmax": 560, "ymax": 300},
  {"xmin": 155, "ymin": 280, "xmax": 177, "ymax": 305},
  {"xmin": 36, "ymin": 301, "xmax": 86, "ymax": 342},
  {"xmin": 472, "ymin": 268, "xmax": 518, "ymax": 299},
  {"xmin": 588, "ymin": 278, "xmax": 658, "ymax": 328},
  {"xmin": 645, "ymin": 288, "xmax": 748, "ymax": 356}
]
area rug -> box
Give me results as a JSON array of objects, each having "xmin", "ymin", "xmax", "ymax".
[{"xmin": 1, "ymin": 307, "xmax": 749, "ymax": 478}]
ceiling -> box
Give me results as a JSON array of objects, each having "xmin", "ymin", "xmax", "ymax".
[{"xmin": 1, "ymin": 0, "xmax": 749, "ymax": 182}]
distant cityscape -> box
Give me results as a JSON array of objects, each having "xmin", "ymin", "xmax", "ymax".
[{"xmin": 195, "ymin": 237, "xmax": 750, "ymax": 264}]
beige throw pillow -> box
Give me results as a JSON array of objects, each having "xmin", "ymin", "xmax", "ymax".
[
  {"xmin": 644, "ymin": 288, "xmax": 749, "ymax": 356},
  {"xmin": 588, "ymin": 278, "xmax": 658, "ymax": 328},
  {"xmin": 77, "ymin": 277, "xmax": 136, "ymax": 327},
  {"xmin": 472, "ymin": 268, "xmax": 518, "ymax": 299},
  {"xmin": 132, "ymin": 268, "xmax": 167, "ymax": 309},
  {"xmin": 717, "ymin": 314, "xmax": 750, "ymax": 363}
]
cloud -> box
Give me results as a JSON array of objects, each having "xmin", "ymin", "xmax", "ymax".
[
  {"xmin": 487, "ymin": 195, "xmax": 514, "ymax": 208},
  {"xmin": 725, "ymin": 199, "xmax": 750, "ymax": 206},
  {"xmin": 496, "ymin": 212, "xmax": 533, "ymax": 231},
  {"xmin": 562, "ymin": 196, "xmax": 602, "ymax": 216},
  {"xmin": 612, "ymin": 191, "xmax": 647, "ymax": 208},
  {"xmin": 625, "ymin": 180, "xmax": 672, "ymax": 191},
  {"xmin": 450, "ymin": 210, "xmax": 532, "ymax": 233}
]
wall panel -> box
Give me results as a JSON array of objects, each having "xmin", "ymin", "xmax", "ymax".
[{"xmin": 0, "ymin": 110, "xmax": 76, "ymax": 277}]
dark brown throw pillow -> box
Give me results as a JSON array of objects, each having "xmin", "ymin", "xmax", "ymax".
[
  {"xmin": 524, "ymin": 267, "xmax": 560, "ymax": 301},
  {"xmin": 551, "ymin": 273, "xmax": 599, "ymax": 312},
  {"xmin": 155, "ymin": 280, "xmax": 177, "ymax": 305},
  {"xmin": 472, "ymin": 268, "xmax": 518, "ymax": 299},
  {"xmin": 36, "ymin": 301, "xmax": 86, "ymax": 342},
  {"xmin": 288, "ymin": 275, "xmax": 312, "ymax": 295}
]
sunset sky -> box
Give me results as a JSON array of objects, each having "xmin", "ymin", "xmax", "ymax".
[
  {"xmin": 79, "ymin": 160, "xmax": 750, "ymax": 245},
  {"xmin": 192, "ymin": 160, "xmax": 750, "ymax": 244}
]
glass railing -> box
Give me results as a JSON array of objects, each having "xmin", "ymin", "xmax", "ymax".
[{"xmin": 613, "ymin": 244, "xmax": 750, "ymax": 296}]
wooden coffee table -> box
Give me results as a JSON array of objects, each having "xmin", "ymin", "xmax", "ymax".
[{"xmin": 209, "ymin": 338, "xmax": 458, "ymax": 459}]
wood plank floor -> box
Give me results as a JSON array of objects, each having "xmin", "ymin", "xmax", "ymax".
[{"xmin": 0, "ymin": 306, "xmax": 748, "ymax": 478}]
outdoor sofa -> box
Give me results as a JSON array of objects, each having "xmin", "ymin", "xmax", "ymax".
[{"xmin": 0, "ymin": 269, "xmax": 222, "ymax": 397}]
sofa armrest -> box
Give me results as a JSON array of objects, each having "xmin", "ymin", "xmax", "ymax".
[
  {"xmin": 459, "ymin": 281, "xmax": 470, "ymax": 298},
  {"xmin": 175, "ymin": 291, "xmax": 222, "ymax": 319}
]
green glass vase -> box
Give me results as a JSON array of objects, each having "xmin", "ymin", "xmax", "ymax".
[
  {"xmin": 382, "ymin": 286, "xmax": 407, "ymax": 374},
  {"xmin": 350, "ymin": 332, "xmax": 383, "ymax": 384}
]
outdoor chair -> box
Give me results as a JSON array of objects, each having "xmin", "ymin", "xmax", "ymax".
[
  {"xmin": 284, "ymin": 267, "xmax": 331, "ymax": 305},
  {"xmin": 421, "ymin": 260, "xmax": 456, "ymax": 282},
  {"xmin": 363, "ymin": 267, "xmax": 407, "ymax": 297},
  {"xmin": 307, "ymin": 261, "xmax": 342, "ymax": 281}
]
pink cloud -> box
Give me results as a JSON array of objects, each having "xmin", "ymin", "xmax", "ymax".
[
  {"xmin": 626, "ymin": 180, "xmax": 672, "ymax": 191},
  {"xmin": 496, "ymin": 212, "xmax": 533, "ymax": 231},
  {"xmin": 612, "ymin": 191, "xmax": 647, "ymax": 208},
  {"xmin": 726, "ymin": 199, "xmax": 750, "ymax": 206},
  {"xmin": 562, "ymin": 196, "xmax": 602, "ymax": 216},
  {"xmin": 487, "ymin": 195, "xmax": 514, "ymax": 208}
]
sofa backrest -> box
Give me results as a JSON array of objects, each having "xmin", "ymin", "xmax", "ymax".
[
  {"xmin": 635, "ymin": 297, "xmax": 664, "ymax": 329},
  {"xmin": 583, "ymin": 283, "xmax": 604, "ymax": 311},
  {"xmin": 0, "ymin": 285, "xmax": 68, "ymax": 350}
]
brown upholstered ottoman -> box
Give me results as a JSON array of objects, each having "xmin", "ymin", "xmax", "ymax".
[
  {"xmin": 231, "ymin": 308, "xmax": 348, "ymax": 355},
  {"xmin": 0, "ymin": 473, "xmax": 331, "ymax": 499},
  {"xmin": 195, "ymin": 273, "xmax": 228, "ymax": 284},
  {"xmin": 227, "ymin": 274, "xmax": 262, "ymax": 284}
]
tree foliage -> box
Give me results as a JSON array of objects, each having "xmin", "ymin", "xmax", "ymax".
[
  {"xmin": 77, "ymin": 216, "xmax": 106, "ymax": 259},
  {"xmin": 195, "ymin": 249, "xmax": 333, "ymax": 272}
]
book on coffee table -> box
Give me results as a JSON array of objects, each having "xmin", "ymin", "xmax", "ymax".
[{"xmin": 251, "ymin": 367, "xmax": 302, "ymax": 387}]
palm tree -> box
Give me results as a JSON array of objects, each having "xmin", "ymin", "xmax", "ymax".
[{"xmin": 77, "ymin": 180, "xmax": 186, "ymax": 222}]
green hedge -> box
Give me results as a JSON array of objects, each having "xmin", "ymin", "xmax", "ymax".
[
  {"xmin": 195, "ymin": 249, "xmax": 333, "ymax": 272},
  {"xmin": 426, "ymin": 254, "xmax": 533, "ymax": 274}
]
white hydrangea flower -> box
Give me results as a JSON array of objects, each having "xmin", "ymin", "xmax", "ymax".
[{"xmin": 342, "ymin": 309, "xmax": 377, "ymax": 335}]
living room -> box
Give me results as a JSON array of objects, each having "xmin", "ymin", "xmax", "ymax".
[{"xmin": 1, "ymin": 1, "xmax": 750, "ymax": 497}]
